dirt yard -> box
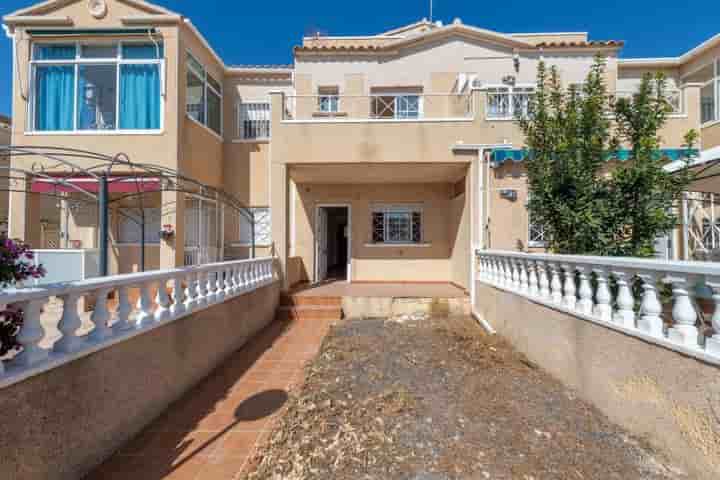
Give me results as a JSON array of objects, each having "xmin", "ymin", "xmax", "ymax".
[{"xmin": 243, "ymin": 316, "xmax": 685, "ymax": 480}]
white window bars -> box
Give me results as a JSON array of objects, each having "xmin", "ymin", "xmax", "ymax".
[{"xmin": 237, "ymin": 102, "xmax": 271, "ymax": 140}]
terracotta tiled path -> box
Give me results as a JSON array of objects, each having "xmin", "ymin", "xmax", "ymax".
[{"xmin": 86, "ymin": 318, "xmax": 332, "ymax": 480}]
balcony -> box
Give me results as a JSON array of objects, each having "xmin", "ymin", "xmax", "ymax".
[{"xmin": 282, "ymin": 93, "xmax": 474, "ymax": 122}]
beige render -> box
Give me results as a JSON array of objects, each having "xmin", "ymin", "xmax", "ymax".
[{"xmin": 3, "ymin": 0, "xmax": 719, "ymax": 290}]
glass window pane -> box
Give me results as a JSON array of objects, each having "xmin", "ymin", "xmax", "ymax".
[
  {"xmin": 387, "ymin": 212, "xmax": 411, "ymax": 242},
  {"xmin": 186, "ymin": 52, "xmax": 205, "ymax": 76},
  {"xmin": 33, "ymin": 44, "xmax": 76, "ymax": 60},
  {"xmin": 120, "ymin": 64, "xmax": 161, "ymax": 130},
  {"xmin": 80, "ymin": 44, "xmax": 117, "ymax": 59},
  {"xmin": 207, "ymin": 89, "xmax": 222, "ymax": 134},
  {"xmin": 207, "ymin": 74, "xmax": 222, "ymax": 94},
  {"xmin": 77, "ymin": 65, "xmax": 117, "ymax": 130},
  {"xmin": 186, "ymin": 70, "xmax": 205, "ymax": 124},
  {"xmin": 372, "ymin": 212, "xmax": 385, "ymax": 243},
  {"xmin": 34, "ymin": 65, "xmax": 75, "ymax": 131},
  {"xmin": 701, "ymin": 82, "xmax": 716, "ymax": 124},
  {"xmin": 122, "ymin": 43, "xmax": 164, "ymax": 60}
]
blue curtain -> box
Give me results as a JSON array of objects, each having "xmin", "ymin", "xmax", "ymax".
[
  {"xmin": 122, "ymin": 44, "xmax": 163, "ymax": 60},
  {"xmin": 35, "ymin": 66, "xmax": 74, "ymax": 131},
  {"xmin": 34, "ymin": 44, "xmax": 75, "ymax": 60},
  {"xmin": 120, "ymin": 64, "xmax": 161, "ymax": 130}
]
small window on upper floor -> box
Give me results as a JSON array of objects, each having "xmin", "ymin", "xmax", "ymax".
[
  {"xmin": 186, "ymin": 52, "xmax": 222, "ymax": 136},
  {"xmin": 317, "ymin": 86, "xmax": 339, "ymax": 113},
  {"xmin": 370, "ymin": 87, "xmax": 422, "ymax": 119},
  {"xmin": 30, "ymin": 42, "xmax": 164, "ymax": 133},
  {"xmin": 237, "ymin": 102, "xmax": 271, "ymax": 140}
]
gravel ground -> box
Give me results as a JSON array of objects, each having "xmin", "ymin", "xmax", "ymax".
[{"xmin": 243, "ymin": 315, "xmax": 685, "ymax": 480}]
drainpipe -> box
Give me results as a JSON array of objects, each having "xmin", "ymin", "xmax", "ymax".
[{"xmin": 452, "ymin": 142, "xmax": 512, "ymax": 334}]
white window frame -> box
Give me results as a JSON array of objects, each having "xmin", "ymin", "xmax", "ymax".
[
  {"xmin": 185, "ymin": 50, "xmax": 223, "ymax": 137},
  {"xmin": 236, "ymin": 207, "xmax": 271, "ymax": 246},
  {"xmin": 317, "ymin": 87, "xmax": 339, "ymax": 113},
  {"xmin": 369, "ymin": 92, "xmax": 423, "ymax": 119},
  {"xmin": 700, "ymin": 59, "xmax": 720, "ymax": 127},
  {"xmin": 236, "ymin": 101, "xmax": 271, "ymax": 140},
  {"xmin": 371, "ymin": 204, "xmax": 423, "ymax": 244},
  {"xmin": 485, "ymin": 84, "xmax": 535, "ymax": 121},
  {"xmin": 27, "ymin": 40, "xmax": 165, "ymax": 135},
  {"xmin": 527, "ymin": 193, "xmax": 547, "ymax": 248}
]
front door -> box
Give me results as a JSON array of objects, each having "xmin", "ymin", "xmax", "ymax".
[{"xmin": 316, "ymin": 207, "xmax": 329, "ymax": 282}]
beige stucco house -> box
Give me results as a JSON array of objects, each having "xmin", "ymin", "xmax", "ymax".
[{"xmin": 2, "ymin": 0, "xmax": 719, "ymax": 290}]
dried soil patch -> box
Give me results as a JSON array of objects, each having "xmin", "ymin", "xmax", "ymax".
[{"xmin": 244, "ymin": 316, "xmax": 684, "ymax": 479}]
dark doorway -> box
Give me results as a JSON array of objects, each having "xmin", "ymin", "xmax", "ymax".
[{"xmin": 317, "ymin": 206, "xmax": 350, "ymax": 282}]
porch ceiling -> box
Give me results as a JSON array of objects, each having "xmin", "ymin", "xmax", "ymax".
[{"xmin": 289, "ymin": 163, "xmax": 469, "ymax": 184}]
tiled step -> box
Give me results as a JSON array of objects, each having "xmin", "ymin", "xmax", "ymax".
[
  {"xmin": 276, "ymin": 305, "xmax": 342, "ymax": 321},
  {"xmin": 280, "ymin": 294, "xmax": 342, "ymax": 307}
]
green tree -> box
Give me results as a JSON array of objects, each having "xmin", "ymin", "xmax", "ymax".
[{"xmin": 519, "ymin": 56, "xmax": 697, "ymax": 257}]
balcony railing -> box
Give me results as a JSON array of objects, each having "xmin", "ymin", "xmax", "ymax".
[
  {"xmin": 0, "ymin": 257, "xmax": 275, "ymax": 387},
  {"xmin": 283, "ymin": 94, "xmax": 474, "ymax": 121},
  {"xmin": 484, "ymin": 89, "xmax": 684, "ymax": 121},
  {"xmin": 476, "ymin": 250, "xmax": 720, "ymax": 364}
]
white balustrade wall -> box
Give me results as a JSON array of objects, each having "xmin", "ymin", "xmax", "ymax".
[
  {"xmin": 0, "ymin": 257, "xmax": 275, "ymax": 388},
  {"xmin": 476, "ymin": 250, "xmax": 720, "ymax": 364}
]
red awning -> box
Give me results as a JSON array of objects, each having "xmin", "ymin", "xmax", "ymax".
[{"xmin": 31, "ymin": 176, "xmax": 162, "ymax": 194}]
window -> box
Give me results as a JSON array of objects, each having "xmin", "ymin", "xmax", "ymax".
[
  {"xmin": 486, "ymin": 86, "xmax": 534, "ymax": 120},
  {"xmin": 185, "ymin": 52, "xmax": 222, "ymax": 135},
  {"xmin": 239, "ymin": 208, "xmax": 271, "ymax": 245},
  {"xmin": 370, "ymin": 93, "xmax": 421, "ymax": 119},
  {"xmin": 117, "ymin": 208, "xmax": 161, "ymax": 244},
  {"xmin": 371, "ymin": 205, "xmax": 423, "ymax": 244},
  {"xmin": 702, "ymin": 81, "xmax": 717, "ymax": 124},
  {"xmin": 317, "ymin": 86, "xmax": 339, "ymax": 113},
  {"xmin": 702, "ymin": 218, "xmax": 720, "ymax": 250},
  {"xmin": 527, "ymin": 194, "xmax": 547, "ymax": 247},
  {"xmin": 30, "ymin": 42, "xmax": 163, "ymax": 132},
  {"xmin": 238, "ymin": 102, "xmax": 270, "ymax": 139}
]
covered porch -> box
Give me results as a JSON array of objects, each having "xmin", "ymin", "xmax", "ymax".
[{"xmin": 280, "ymin": 162, "xmax": 473, "ymax": 291}]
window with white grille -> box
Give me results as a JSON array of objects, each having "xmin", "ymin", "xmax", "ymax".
[
  {"xmin": 239, "ymin": 208, "xmax": 271, "ymax": 246},
  {"xmin": 238, "ymin": 102, "xmax": 271, "ymax": 140},
  {"xmin": 371, "ymin": 205, "xmax": 422, "ymax": 244},
  {"xmin": 486, "ymin": 86, "xmax": 534, "ymax": 119},
  {"xmin": 317, "ymin": 86, "xmax": 339, "ymax": 113}
]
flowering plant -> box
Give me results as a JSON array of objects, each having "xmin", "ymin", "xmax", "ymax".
[{"xmin": 0, "ymin": 237, "xmax": 46, "ymax": 356}]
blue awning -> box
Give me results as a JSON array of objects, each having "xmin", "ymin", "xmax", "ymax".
[{"xmin": 490, "ymin": 148, "xmax": 698, "ymax": 166}]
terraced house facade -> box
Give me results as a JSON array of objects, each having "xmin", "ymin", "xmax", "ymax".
[{"xmin": 3, "ymin": 0, "xmax": 720, "ymax": 291}]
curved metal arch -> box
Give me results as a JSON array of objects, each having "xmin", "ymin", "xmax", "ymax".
[{"xmin": 0, "ymin": 145, "xmax": 259, "ymax": 272}]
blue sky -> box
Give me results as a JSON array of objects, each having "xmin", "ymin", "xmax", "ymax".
[{"xmin": 0, "ymin": 0, "xmax": 718, "ymax": 116}]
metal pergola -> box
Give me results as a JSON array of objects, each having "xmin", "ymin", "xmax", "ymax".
[{"xmin": 0, "ymin": 145, "xmax": 257, "ymax": 276}]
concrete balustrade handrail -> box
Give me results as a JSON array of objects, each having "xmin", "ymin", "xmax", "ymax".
[
  {"xmin": 0, "ymin": 257, "xmax": 276, "ymax": 388},
  {"xmin": 476, "ymin": 249, "xmax": 720, "ymax": 366}
]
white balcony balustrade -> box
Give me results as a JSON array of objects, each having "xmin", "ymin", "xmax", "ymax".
[
  {"xmin": 0, "ymin": 257, "xmax": 275, "ymax": 388},
  {"xmin": 476, "ymin": 250, "xmax": 720, "ymax": 364}
]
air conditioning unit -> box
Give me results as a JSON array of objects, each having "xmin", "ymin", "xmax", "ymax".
[
  {"xmin": 502, "ymin": 75, "xmax": 516, "ymax": 86},
  {"xmin": 499, "ymin": 189, "xmax": 518, "ymax": 201}
]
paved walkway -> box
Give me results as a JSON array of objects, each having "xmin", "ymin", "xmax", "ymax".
[{"xmin": 86, "ymin": 317, "xmax": 332, "ymax": 480}]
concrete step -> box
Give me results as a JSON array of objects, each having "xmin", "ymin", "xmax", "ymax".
[
  {"xmin": 276, "ymin": 305, "xmax": 342, "ymax": 321},
  {"xmin": 280, "ymin": 294, "xmax": 342, "ymax": 308}
]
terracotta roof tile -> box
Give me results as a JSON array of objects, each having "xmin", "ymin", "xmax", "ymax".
[{"xmin": 536, "ymin": 40, "xmax": 624, "ymax": 48}]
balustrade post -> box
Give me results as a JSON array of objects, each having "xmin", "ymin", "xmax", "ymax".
[
  {"xmin": 170, "ymin": 276, "xmax": 186, "ymax": 317},
  {"xmin": 528, "ymin": 261, "xmax": 539, "ymax": 297},
  {"xmin": 90, "ymin": 288, "xmax": 113, "ymax": 341},
  {"xmin": 706, "ymin": 278, "xmax": 720, "ymax": 355},
  {"xmin": 196, "ymin": 272, "xmax": 208, "ymax": 307},
  {"xmin": 214, "ymin": 269, "xmax": 225, "ymax": 302},
  {"xmin": 667, "ymin": 276, "xmax": 699, "ymax": 347},
  {"xmin": 562, "ymin": 264, "xmax": 577, "ymax": 310},
  {"xmin": 231, "ymin": 266, "xmax": 241, "ymax": 294},
  {"xmin": 135, "ymin": 282, "xmax": 154, "ymax": 327},
  {"xmin": 53, "ymin": 292, "xmax": 84, "ymax": 353},
  {"xmin": 576, "ymin": 266, "xmax": 593, "ymax": 315},
  {"xmin": 593, "ymin": 269, "xmax": 612, "ymax": 321},
  {"xmin": 511, "ymin": 259, "xmax": 520, "ymax": 290},
  {"xmin": 224, "ymin": 268, "xmax": 234, "ymax": 296},
  {"xmin": 489, "ymin": 257, "xmax": 497, "ymax": 283},
  {"xmin": 538, "ymin": 262, "xmax": 551, "ymax": 300},
  {"xmin": 613, "ymin": 271, "xmax": 635, "ymax": 328},
  {"xmin": 154, "ymin": 281, "xmax": 171, "ymax": 322},
  {"xmin": 637, "ymin": 273, "xmax": 663, "ymax": 338},
  {"xmin": 113, "ymin": 286, "xmax": 133, "ymax": 332},
  {"xmin": 502, "ymin": 258, "xmax": 511, "ymax": 287},
  {"xmin": 519, "ymin": 260, "xmax": 529, "ymax": 294},
  {"xmin": 184, "ymin": 272, "xmax": 198, "ymax": 311},
  {"xmin": 15, "ymin": 299, "xmax": 47, "ymax": 367},
  {"xmin": 206, "ymin": 271, "xmax": 217, "ymax": 303},
  {"xmin": 550, "ymin": 264, "xmax": 562, "ymax": 304}
]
